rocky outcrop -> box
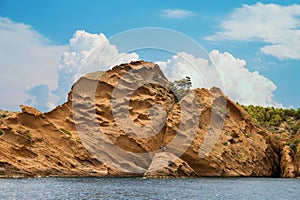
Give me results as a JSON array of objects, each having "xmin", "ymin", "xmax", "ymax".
[
  {"xmin": 0, "ymin": 61, "xmax": 175, "ymax": 177},
  {"xmin": 143, "ymin": 152, "xmax": 197, "ymax": 178},
  {"xmin": 280, "ymin": 131, "xmax": 300, "ymax": 178},
  {"xmin": 67, "ymin": 61, "xmax": 176, "ymax": 174},
  {"xmin": 280, "ymin": 146, "xmax": 296, "ymax": 177},
  {"xmin": 0, "ymin": 104, "xmax": 113, "ymax": 178},
  {"xmin": 0, "ymin": 60, "xmax": 288, "ymax": 178},
  {"xmin": 164, "ymin": 88, "xmax": 279, "ymax": 177}
]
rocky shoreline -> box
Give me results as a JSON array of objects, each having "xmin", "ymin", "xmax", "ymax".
[{"xmin": 0, "ymin": 61, "xmax": 299, "ymax": 178}]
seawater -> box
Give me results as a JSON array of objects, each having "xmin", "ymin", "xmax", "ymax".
[{"xmin": 0, "ymin": 177, "xmax": 300, "ymax": 200}]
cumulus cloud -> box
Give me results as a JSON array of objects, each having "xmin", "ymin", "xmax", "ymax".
[
  {"xmin": 157, "ymin": 50, "xmax": 280, "ymax": 107},
  {"xmin": 0, "ymin": 17, "xmax": 66, "ymax": 111},
  {"xmin": 25, "ymin": 84, "xmax": 50, "ymax": 111},
  {"xmin": 156, "ymin": 52, "xmax": 218, "ymax": 89},
  {"xmin": 160, "ymin": 9, "xmax": 195, "ymax": 19},
  {"xmin": 0, "ymin": 17, "xmax": 280, "ymax": 111},
  {"xmin": 0, "ymin": 18, "xmax": 138, "ymax": 112},
  {"xmin": 54, "ymin": 30, "xmax": 139, "ymax": 104},
  {"xmin": 206, "ymin": 3, "xmax": 300, "ymax": 60}
]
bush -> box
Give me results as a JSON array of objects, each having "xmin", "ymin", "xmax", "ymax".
[
  {"xmin": 224, "ymin": 131, "xmax": 232, "ymax": 136},
  {"xmin": 291, "ymin": 124, "xmax": 300, "ymax": 135},
  {"xmin": 60, "ymin": 128, "xmax": 72, "ymax": 137},
  {"xmin": 222, "ymin": 142, "xmax": 228, "ymax": 146},
  {"xmin": 242, "ymin": 105, "xmax": 300, "ymax": 133},
  {"xmin": 245, "ymin": 133, "xmax": 251, "ymax": 138},
  {"xmin": 291, "ymin": 139, "xmax": 300, "ymax": 153},
  {"xmin": 295, "ymin": 108, "xmax": 300, "ymax": 120},
  {"xmin": 169, "ymin": 76, "xmax": 192, "ymax": 101},
  {"xmin": 0, "ymin": 129, "xmax": 4, "ymax": 136}
]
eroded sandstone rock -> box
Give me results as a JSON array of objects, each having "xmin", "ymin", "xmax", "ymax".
[
  {"xmin": 144, "ymin": 152, "xmax": 197, "ymax": 178},
  {"xmin": 0, "ymin": 61, "xmax": 289, "ymax": 178}
]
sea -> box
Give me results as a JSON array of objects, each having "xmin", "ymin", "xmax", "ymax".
[{"xmin": 0, "ymin": 177, "xmax": 299, "ymax": 200}]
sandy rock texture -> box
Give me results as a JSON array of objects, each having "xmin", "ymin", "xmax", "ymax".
[
  {"xmin": 144, "ymin": 152, "xmax": 197, "ymax": 178},
  {"xmin": 0, "ymin": 60, "xmax": 295, "ymax": 178}
]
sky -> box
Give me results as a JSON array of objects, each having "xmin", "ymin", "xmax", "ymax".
[{"xmin": 0, "ymin": 0, "xmax": 299, "ymax": 111}]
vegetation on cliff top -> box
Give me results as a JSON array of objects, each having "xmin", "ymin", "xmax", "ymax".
[
  {"xmin": 242, "ymin": 105, "xmax": 300, "ymax": 154},
  {"xmin": 0, "ymin": 110, "xmax": 16, "ymax": 119},
  {"xmin": 168, "ymin": 76, "xmax": 192, "ymax": 101},
  {"xmin": 242, "ymin": 105, "xmax": 300, "ymax": 136}
]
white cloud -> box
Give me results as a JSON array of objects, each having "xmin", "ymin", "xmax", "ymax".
[
  {"xmin": 206, "ymin": 3, "xmax": 300, "ymax": 60},
  {"xmin": 157, "ymin": 50, "xmax": 280, "ymax": 107},
  {"xmin": 161, "ymin": 9, "xmax": 194, "ymax": 19},
  {"xmin": 53, "ymin": 30, "xmax": 139, "ymax": 105},
  {"xmin": 0, "ymin": 17, "xmax": 280, "ymax": 110},
  {"xmin": 25, "ymin": 84, "xmax": 50, "ymax": 111},
  {"xmin": 0, "ymin": 17, "xmax": 66, "ymax": 111},
  {"xmin": 0, "ymin": 18, "xmax": 138, "ymax": 112}
]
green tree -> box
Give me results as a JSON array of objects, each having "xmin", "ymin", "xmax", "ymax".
[
  {"xmin": 295, "ymin": 108, "xmax": 300, "ymax": 120},
  {"xmin": 242, "ymin": 105, "xmax": 300, "ymax": 134},
  {"xmin": 169, "ymin": 76, "xmax": 192, "ymax": 101}
]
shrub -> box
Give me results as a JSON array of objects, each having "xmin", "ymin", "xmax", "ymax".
[
  {"xmin": 291, "ymin": 123, "xmax": 300, "ymax": 135},
  {"xmin": 222, "ymin": 142, "xmax": 228, "ymax": 146},
  {"xmin": 242, "ymin": 105, "xmax": 300, "ymax": 134},
  {"xmin": 26, "ymin": 133, "xmax": 32, "ymax": 139},
  {"xmin": 169, "ymin": 76, "xmax": 192, "ymax": 101},
  {"xmin": 0, "ymin": 129, "xmax": 4, "ymax": 136},
  {"xmin": 60, "ymin": 128, "xmax": 72, "ymax": 137},
  {"xmin": 224, "ymin": 131, "xmax": 232, "ymax": 136},
  {"xmin": 75, "ymin": 138, "xmax": 82, "ymax": 144},
  {"xmin": 291, "ymin": 139, "xmax": 300, "ymax": 153},
  {"xmin": 245, "ymin": 133, "xmax": 251, "ymax": 138},
  {"xmin": 274, "ymin": 136, "xmax": 280, "ymax": 141}
]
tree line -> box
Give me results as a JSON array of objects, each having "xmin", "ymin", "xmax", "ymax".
[{"xmin": 242, "ymin": 105, "xmax": 300, "ymax": 135}]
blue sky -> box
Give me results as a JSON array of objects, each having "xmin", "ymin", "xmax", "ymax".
[{"xmin": 0, "ymin": 0, "xmax": 299, "ymax": 111}]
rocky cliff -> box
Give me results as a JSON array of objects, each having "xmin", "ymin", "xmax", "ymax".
[{"xmin": 0, "ymin": 60, "xmax": 295, "ymax": 178}]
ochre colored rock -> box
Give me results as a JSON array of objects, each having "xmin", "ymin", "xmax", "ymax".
[
  {"xmin": 0, "ymin": 60, "xmax": 291, "ymax": 178},
  {"xmin": 20, "ymin": 105, "xmax": 42, "ymax": 116},
  {"xmin": 164, "ymin": 88, "xmax": 279, "ymax": 177},
  {"xmin": 280, "ymin": 146, "xmax": 296, "ymax": 178},
  {"xmin": 144, "ymin": 152, "xmax": 197, "ymax": 178}
]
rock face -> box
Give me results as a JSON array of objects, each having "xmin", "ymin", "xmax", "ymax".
[
  {"xmin": 280, "ymin": 132, "xmax": 300, "ymax": 178},
  {"xmin": 0, "ymin": 104, "xmax": 111, "ymax": 177},
  {"xmin": 143, "ymin": 152, "xmax": 197, "ymax": 178},
  {"xmin": 164, "ymin": 88, "xmax": 279, "ymax": 177},
  {"xmin": 0, "ymin": 60, "xmax": 289, "ymax": 178},
  {"xmin": 69, "ymin": 61, "xmax": 175, "ymax": 174},
  {"xmin": 280, "ymin": 146, "xmax": 296, "ymax": 177}
]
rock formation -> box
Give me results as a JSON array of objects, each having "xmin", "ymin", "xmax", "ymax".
[
  {"xmin": 144, "ymin": 152, "xmax": 197, "ymax": 178},
  {"xmin": 280, "ymin": 132, "xmax": 300, "ymax": 178},
  {"xmin": 0, "ymin": 60, "xmax": 295, "ymax": 178}
]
